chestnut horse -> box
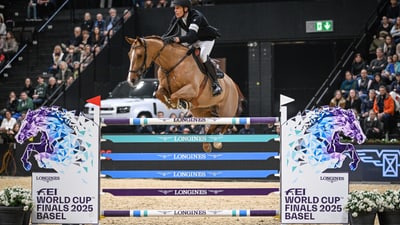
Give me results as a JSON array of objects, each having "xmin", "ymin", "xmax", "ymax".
[{"xmin": 126, "ymin": 36, "xmax": 245, "ymax": 152}]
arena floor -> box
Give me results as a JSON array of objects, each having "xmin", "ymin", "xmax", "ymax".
[{"xmin": 0, "ymin": 177, "xmax": 395, "ymax": 225}]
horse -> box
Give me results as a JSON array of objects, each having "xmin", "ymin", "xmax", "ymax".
[
  {"xmin": 15, "ymin": 106, "xmax": 97, "ymax": 177},
  {"xmin": 282, "ymin": 106, "xmax": 366, "ymax": 179},
  {"xmin": 125, "ymin": 36, "xmax": 245, "ymax": 152}
]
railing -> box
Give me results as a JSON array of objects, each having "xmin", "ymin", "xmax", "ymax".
[
  {"xmin": 303, "ymin": 0, "xmax": 388, "ymax": 110},
  {"xmin": 0, "ymin": 0, "xmax": 71, "ymax": 76}
]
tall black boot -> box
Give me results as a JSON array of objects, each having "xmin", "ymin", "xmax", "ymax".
[{"xmin": 204, "ymin": 58, "xmax": 222, "ymax": 96}]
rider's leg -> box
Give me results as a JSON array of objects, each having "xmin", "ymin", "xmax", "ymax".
[{"xmin": 198, "ymin": 40, "xmax": 222, "ymax": 96}]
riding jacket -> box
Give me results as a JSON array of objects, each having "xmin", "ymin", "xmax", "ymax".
[{"xmin": 163, "ymin": 9, "xmax": 220, "ymax": 44}]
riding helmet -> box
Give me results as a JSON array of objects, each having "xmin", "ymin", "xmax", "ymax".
[{"xmin": 172, "ymin": 0, "xmax": 192, "ymax": 9}]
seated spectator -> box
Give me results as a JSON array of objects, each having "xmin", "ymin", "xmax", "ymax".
[
  {"xmin": 144, "ymin": 0, "xmax": 154, "ymax": 8},
  {"xmin": 81, "ymin": 12, "xmax": 94, "ymax": 32},
  {"xmin": 386, "ymin": 0, "xmax": 400, "ymax": 24},
  {"xmin": 72, "ymin": 61, "xmax": 81, "ymax": 78},
  {"xmin": 0, "ymin": 13, "xmax": 6, "ymax": 36},
  {"xmin": 363, "ymin": 109, "xmax": 383, "ymax": 140},
  {"xmin": 67, "ymin": 26, "xmax": 83, "ymax": 47},
  {"xmin": 373, "ymin": 85, "xmax": 395, "ymax": 135},
  {"xmin": 91, "ymin": 26, "xmax": 105, "ymax": 48},
  {"xmin": 393, "ymin": 54, "xmax": 400, "ymax": 74},
  {"xmin": 123, "ymin": 9, "xmax": 132, "ymax": 23},
  {"xmin": 345, "ymin": 89, "xmax": 362, "ymax": 116},
  {"xmin": 390, "ymin": 16, "xmax": 400, "ymax": 44},
  {"xmin": 369, "ymin": 47, "xmax": 387, "ymax": 76},
  {"xmin": 152, "ymin": 111, "xmax": 167, "ymax": 134},
  {"xmin": 351, "ymin": 53, "xmax": 367, "ymax": 77},
  {"xmin": 369, "ymin": 32, "xmax": 385, "ymax": 57},
  {"xmin": 63, "ymin": 45, "xmax": 80, "ymax": 70},
  {"xmin": 55, "ymin": 61, "xmax": 72, "ymax": 84},
  {"xmin": 45, "ymin": 76, "xmax": 59, "ymax": 104},
  {"xmin": 156, "ymin": 0, "xmax": 169, "ymax": 8},
  {"xmin": 329, "ymin": 90, "xmax": 346, "ymax": 109},
  {"xmin": 81, "ymin": 29, "xmax": 92, "ymax": 46},
  {"xmin": 93, "ymin": 13, "xmax": 106, "ymax": 35},
  {"xmin": 136, "ymin": 115, "xmax": 153, "ymax": 134},
  {"xmin": 389, "ymin": 73, "xmax": 400, "ymax": 112},
  {"xmin": 0, "ymin": 49, "xmax": 6, "ymax": 68},
  {"xmin": 182, "ymin": 127, "xmax": 192, "ymax": 134},
  {"xmin": 377, "ymin": 16, "xmax": 392, "ymax": 37},
  {"xmin": 370, "ymin": 73, "xmax": 385, "ymax": 91},
  {"xmin": 21, "ymin": 77, "xmax": 35, "ymax": 98},
  {"xmin": 361, "ymin": 89, "xmax": 377, "ymax": 118},
  {"xmin": 1, "ymin": 91, "xmax": 18, "ymax": 116},
  {"xmin": 340, "ymin": 71, "xmax": 357, "ymax": 97},
  {"xmin": 26, "ymin": 0, "xmax": 38, "ymax": 21},
  {"xmin": 3, "ymin": 31, "xmax": 18, "ymax": 61},
  {"xmin": 16, "ymin": 91, "xmax": 34, "ymax": 114},
  {"xmin": 48, "ymin": 45, "xmax": 64, "ymax": 75},
  {"xmin": 383, "ymin": 35, "xmax": 396, "ymax": 57},
  {"xmin": 239, "ymin": 124, "xmax": 255, "ymax": 134},
  {"xmin": 104, "ymin": 8, "xmax": 121, "ymax": 36},
  {"xmin": 80, "ymin": 44, "xmax": 93, "ymax": 71},
  {"xmin": 65, "ymin": 75, "xmax": 75, "ymax": 88},
  {"xmin": 0, "ymin": 110, "xmax": 17, "ymax": 143},
  {"xmin": 357, "ymin": 69, "xmax": 372, "ymax": 101},
  {"xmin": 382, "ymin": 55, "xmax": 396, "ymax": 83},
  {"xmin": 32, "ymin": 75, "xmax": 47, "ymax": 107},
  {"xmin": 166, "ymin": 113, "xmax": 182, "ymax": 134}
]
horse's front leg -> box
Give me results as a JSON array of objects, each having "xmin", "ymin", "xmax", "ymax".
[
  {"xmin": 169, "ymin": 85, "xmax": 197, "ymax": 110},
  {"xmin": 155, "ymin": 87, "xmax": 174, "ymax": 109}
]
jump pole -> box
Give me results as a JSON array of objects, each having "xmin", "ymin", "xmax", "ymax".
[
  {"xmin": 101, "ymin": 209, "xmax": 279, "ymax": 217},
  {"xmin": 102, "ymin": 116, "xmax": 279, "ymax": 126},
  {"xmin": 102, "ymin": 188, "xmax": 280, "ymax": 196}
]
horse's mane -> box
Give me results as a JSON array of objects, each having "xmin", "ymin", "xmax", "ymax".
[{"xmin": 143, "ymin": 35, "xmax": 189, "ymax": 51}]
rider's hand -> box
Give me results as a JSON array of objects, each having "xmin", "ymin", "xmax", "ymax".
[{"xmin": 163, "ymin": 37, "xmax": 175, "ymax": 44}]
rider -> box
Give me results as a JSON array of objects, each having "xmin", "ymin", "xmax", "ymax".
[{"xmin": 162, "ymin": 0, "xmax": 222, "ymax": 96}]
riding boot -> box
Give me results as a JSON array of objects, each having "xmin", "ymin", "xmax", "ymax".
[{"xmin": 204, "ymin": 58, "xmax": 222, "ymax": 96}]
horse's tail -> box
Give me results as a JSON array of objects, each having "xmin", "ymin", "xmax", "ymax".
[{"xmin": 235, "ymin": 83, "xmax": 247, "ymax": 116}]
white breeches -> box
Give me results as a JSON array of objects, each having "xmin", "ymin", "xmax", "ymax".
[{"xmin": 193, "ymin": 40, "xmax": 215, "ymax": 62}]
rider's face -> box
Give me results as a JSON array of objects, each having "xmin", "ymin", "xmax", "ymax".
[{"xmin": 174, "ymin": 6, "xmax": 186, "ymax": 18}]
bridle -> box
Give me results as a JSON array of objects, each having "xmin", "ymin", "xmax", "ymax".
[{"xmin": 128, "ymin": 37, "xmax": 191, "ymax": 77}]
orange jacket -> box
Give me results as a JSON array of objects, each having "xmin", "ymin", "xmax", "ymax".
[{"xmin": 373, "ymin": 94, "xmax": 395, "ymax": 116}]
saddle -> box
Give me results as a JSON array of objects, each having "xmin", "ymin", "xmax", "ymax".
[{"xmin": 190, "ymin": 48, "xmax": 224, "ymax": 79}]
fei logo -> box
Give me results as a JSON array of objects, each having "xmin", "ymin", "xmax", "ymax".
[
  {"xmin": 357, "ymin": 149, "xmax": 399, "ymax": 177},
  {"xmin": 37, "ymin": 188, "xmax": 57, "ymax": 196},
  {"xmin": 285, "ymin": 188, "xmax": 305, "ymax": 196}
]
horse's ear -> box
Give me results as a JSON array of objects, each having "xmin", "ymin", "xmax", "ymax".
[
  {"xmin": 136, "ymin": 36, "xmax": 143, "ymax": 45},
  {"xmin": 125, "ymin": 36, "xmax": 135, "ymax": 45}
]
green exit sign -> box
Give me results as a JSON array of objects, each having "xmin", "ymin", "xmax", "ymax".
[{"xmin": 306, "ymin": 20, "xmax": 334, "ymax": 33}]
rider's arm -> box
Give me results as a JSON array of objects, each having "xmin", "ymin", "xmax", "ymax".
[{"xmin": 177, "ymin": 14, "xmax": 203, "ymax": 44}]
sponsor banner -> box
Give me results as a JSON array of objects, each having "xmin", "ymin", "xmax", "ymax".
[
  {"xmin": 102, "ymin": 134, "xmax": 278, "ymax": 143},
  {"xmin": 32, "ymin": 172, "xmax": 99, "ymax": 224},
  {"xmin": 280, "ymin": 173, "xmax": 348, "ymax": 223},
  {"xmin": 101, "ymin": 170, "xmax": 278, "ymax": 178},
  {"xmin": 101, "ymin": 152, "xmax": 279, "ymax": 161}
]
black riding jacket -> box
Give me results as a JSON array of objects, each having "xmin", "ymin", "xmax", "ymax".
[{"xmin": 163, "ymin": 9, "xmax": 220, "ymax": 44}]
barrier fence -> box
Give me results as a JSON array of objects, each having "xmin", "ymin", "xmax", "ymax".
[{"xmin": 101, "ymin": 209, "xmax": 280, "ymax": 217}]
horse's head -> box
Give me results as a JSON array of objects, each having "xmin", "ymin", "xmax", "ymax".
[
  {"xmin": 15, "ymin": 109, "xmax": 46, "ymax": 143},
  {"xmin": 335, "ymin": 108, "xmax": 366, "ymax": 144},
  {"xmin": 126, "ymin": 37, "xmax": 152, "ymax": 85}
]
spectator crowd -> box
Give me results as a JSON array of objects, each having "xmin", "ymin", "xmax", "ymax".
[{"xmin": 329, "ymin": 0, "xmax": 400, "ymax": 141}]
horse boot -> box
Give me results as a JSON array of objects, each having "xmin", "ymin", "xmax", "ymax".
[{"xmin": 204, "ymin": 58, "xmax": 222, "ymax": 96}]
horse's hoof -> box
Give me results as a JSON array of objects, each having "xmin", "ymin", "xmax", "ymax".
[
  {"xmin": 203, "ymin": 143, "xmax": 212, "ymax": 153},
  {"xmin": 178, "ymin": 99, "xmax": 191, "ymax": 110},
  {"xmin": 213, "ymin": 142, "xmax": 223, "ymax": 149}
]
